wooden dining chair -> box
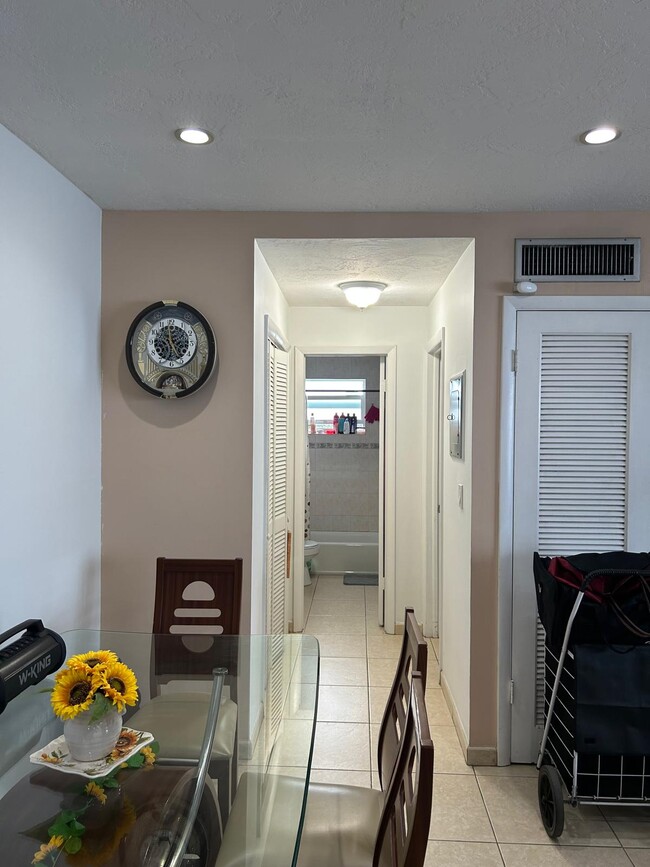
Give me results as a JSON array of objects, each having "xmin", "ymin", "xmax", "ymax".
[
  {"xmin": 377, "ymin": 607, "xmax": 428, "ymax": 789},
  {"xmin": 128, "ymin": 557, "xmax": 243, "ymax": 823},
  {"xmin": 214, "ymin": 672, "xmax": 434, "ymax": 867}
]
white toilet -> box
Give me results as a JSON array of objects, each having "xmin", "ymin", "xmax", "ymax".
[{"xmin": 304, "ymin": 539, "xmax": 320, "ymax": 586}]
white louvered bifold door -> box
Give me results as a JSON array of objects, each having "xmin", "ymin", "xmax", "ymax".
[
  {"xmin": 265, "ymin": 342, "xmax": 290, "ymax": 747},
  {"xmin": 510, "ymin": 311, "xmax": 650, "ymax": 763}
]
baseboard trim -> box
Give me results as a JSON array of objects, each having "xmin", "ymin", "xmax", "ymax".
[
  {"xmin": 440, "ymin": 671, "xmax": 469, "ymax": 758},
  {"xmin": 466, "ymin": 746, "xmax": 498, "ymax": 766}
]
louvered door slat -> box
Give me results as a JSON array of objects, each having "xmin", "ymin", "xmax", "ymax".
[{"xmin": 537, "ymin": 333, "xmax": 629, "ymax": 556}]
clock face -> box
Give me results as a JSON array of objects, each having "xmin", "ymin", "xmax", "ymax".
[{"xmin": 126, "ymin": 301, "xmax": 217, "ymax": 399}]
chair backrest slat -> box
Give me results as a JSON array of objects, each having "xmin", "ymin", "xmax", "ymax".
[
  {"xmin": 153, "ymin": 557, "xmax": 243, "ymax": 635},
  {"xmin": 373, "ymin": 672, "xmax": 433, "ymax": 867},
  {"xmin": 377, "ymin": 608, "xmax": 428, "ymax": 789}
]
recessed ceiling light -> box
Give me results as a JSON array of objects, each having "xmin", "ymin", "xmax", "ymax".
[
  {"xmin": 175, "ymin": 128, "xmax": 214, "ymax": 145},
  {"xmin": 580, "ymin": 126, "xmax": 620, "ymax": 145},
  {"xmin": 339, "ymin": 281, "xmax": 387, "ymax": 309}
]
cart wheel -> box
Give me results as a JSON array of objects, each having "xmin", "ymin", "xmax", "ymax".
[{"xmin": 538, "ymin": 764, "xmax": 564, "ymax": 838}]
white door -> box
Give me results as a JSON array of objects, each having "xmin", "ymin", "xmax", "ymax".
[
  {"xmin": 266, "ymin": 341, "xmax": 290, "ymax": 637},
  {"xmin": 511, "ymin": 310, "xmax": 650, "ymax": 762}
]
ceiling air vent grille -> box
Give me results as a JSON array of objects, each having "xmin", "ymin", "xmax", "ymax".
[{"xmin": 515, "ymin": 238, "xmax": 640, "ymax": 282}]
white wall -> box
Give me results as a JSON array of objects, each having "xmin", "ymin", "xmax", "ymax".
[
  {"xmin": 0, "ymin": 124, "xmax": 102, "ymax": 635},
  {"xmin": 289, "ymin": 306, "xmax": 429, "ymax": 625},
  {"xmin": 427, "ymin": 242, "xmax": 475, "ymax": 740}
]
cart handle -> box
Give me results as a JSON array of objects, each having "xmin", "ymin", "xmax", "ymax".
[{"xmin": 579, "ymin": 567, "xmax": 650, "ymax": 594}]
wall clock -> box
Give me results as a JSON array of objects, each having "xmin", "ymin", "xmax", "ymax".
[{"xmin": 125, "ymin": 301, "xmax": 217, "ymax": 399}]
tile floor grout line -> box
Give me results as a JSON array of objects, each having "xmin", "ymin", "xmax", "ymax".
[{"xmin": 474, "ymin": 767, "xmax": 502, "ymax": 849}]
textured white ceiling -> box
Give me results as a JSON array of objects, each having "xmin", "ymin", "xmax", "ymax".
[
  {"xmin": 1, "ymin": 0, "xmax": 649, "ymax": 211},
  {"xmin": 257, "ymin": 238, "xmax": 472, "ymax": 306}
]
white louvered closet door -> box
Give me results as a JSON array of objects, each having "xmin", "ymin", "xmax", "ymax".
[
  {"xmin": 265, "ymin": 341, "xmax": 290, "ymax": 748},
  {"xmin": 266, "ymin": 342, "xmax": 289, "ymax": 637},
  {"xmin": 510, "ymin": 311, "xmax": 650, "ymax": 763}
]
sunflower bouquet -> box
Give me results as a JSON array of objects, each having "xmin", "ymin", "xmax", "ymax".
[{"xmin": 51, "ymin": 650, "xmax": 138, "ymax": 722}]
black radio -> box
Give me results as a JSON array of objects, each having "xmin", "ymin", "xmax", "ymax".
[{"xmin": 0, "ymin": 620, "xmax": 66, "ymax": 714}]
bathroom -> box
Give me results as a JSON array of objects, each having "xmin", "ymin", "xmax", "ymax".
[{"xmin": 303, "ymin": 354, "xmax": 382, "ymax": 621}]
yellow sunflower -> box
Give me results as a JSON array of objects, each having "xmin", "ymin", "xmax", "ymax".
[
  {"xmin": 67, "ymin": 649, "xmax": 119, "ymax": 674},
  {"xmin": 93, "ymin": 662, "xmax": 138, "ymax": 712},
  {"xmin": 51, "ymin": 669, "xmax": 96, "ymax": 720},
  {"xmin": 32, "ymin": 835, "xmax": 65, "ymax": 864},
  {"xmin": 110, "ymin": 729, "xmax": 139, "ymax": 759}
]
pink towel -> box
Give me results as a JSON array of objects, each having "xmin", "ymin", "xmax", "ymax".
[{"xmin": 365, "ymin": 403, "xmax": 380, "ymax": 424}]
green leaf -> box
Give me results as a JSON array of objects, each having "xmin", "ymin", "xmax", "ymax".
[
  {"xmin": 64, "ymin": 836, "xmax": 83, "ymax": 854},
  {"xmin": 150, "ymin": 741, "xmax": 160, "ymax": 755},
  {"xmin": 126, "ymin": 753, "xmax": 144, "ymax": 768},
  {"xmin": 103, "ymin": 777, "xmax": 119, "ymax": 788},
  {"xmin": 69, "ymin": 820, "xmax": 85, "ymax": 835},
  {"xmin": 48, "ymin": 820, "xmax": 72, "ymax": 838},
  {"xmin": 59, "ymin": 811, "xmax": 76, "ymax": 823},
  {"xmin": 88, "ymin": 692, "xmax": 110, "ymax": 722}
]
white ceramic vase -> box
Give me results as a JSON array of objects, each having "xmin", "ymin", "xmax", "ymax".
[{"xmin": 64, "ymin": 706, "xmax": 122, "ymax": 762}]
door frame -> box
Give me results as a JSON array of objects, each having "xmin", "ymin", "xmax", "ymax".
[
  {"xmin": 425, "ymin": 330, "xmax": 445, "ymax": 641},
  {"xmin": 292, "ymin": 345, "xmax": 398, "ymax": 634},
  {"xmin": 497, "ymin": 294, "xmax": 650, "ymax": 766}
]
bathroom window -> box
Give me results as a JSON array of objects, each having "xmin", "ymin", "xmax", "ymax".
[{"xmin": 306, "ymin": 378, "xmax": 366, "ymax": 434}]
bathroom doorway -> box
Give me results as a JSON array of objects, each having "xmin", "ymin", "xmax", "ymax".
[{"xmin": 292, "ymin": 347, "xmax": 396, "ymax": 634}]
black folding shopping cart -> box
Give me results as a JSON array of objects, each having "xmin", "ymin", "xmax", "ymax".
[{"xmin": 533, "ymin": 551, "xmax": 650, "ymax": 837}]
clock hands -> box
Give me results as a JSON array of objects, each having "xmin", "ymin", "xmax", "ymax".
[{"xmin": 167, "ymin": 324, "xmax": 181, "ymax": 359}]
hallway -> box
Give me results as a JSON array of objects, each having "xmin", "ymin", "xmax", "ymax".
[{"xmin": 303, "ymin": 575, "xmax": 650, "ymax": 866}]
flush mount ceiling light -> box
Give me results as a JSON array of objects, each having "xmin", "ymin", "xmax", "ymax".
[
  {"xmin": 580, "ymin": 126, "xmax": 620, "ymax": 145},
  {"xmin": 339, "ymin": 281, "xmax": 387, "ymax": 309},
  {"xmin": 174, "ymin": 128, "xmax": 214, "ymax": 145}
]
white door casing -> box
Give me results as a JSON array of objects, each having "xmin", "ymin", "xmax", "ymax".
[
  {"xmin": 508, "ymin": 308, "xmax": 650, "ymax": 763},
  {"xmin": 292, "ymin": 345, "xmax": 397, "ymax": 635}
]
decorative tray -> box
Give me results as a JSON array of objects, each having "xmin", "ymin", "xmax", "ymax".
[{"xmin": 29, "ymin": 727, "xmax": 154, "ymax": 778}]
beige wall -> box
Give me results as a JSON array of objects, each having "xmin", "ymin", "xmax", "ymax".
[{"xmin": 102, "ymin": 210, "xmax": 650, "ymax": 751}]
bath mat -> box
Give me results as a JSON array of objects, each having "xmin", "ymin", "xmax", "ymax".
[{"xmin": 343, "ymin": 571, "xmax": 379, "ymax": 586}]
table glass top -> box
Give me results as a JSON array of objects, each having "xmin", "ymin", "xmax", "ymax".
[{"xmin": 0, "ymin": 629, "xmax": 319, "ymax": 867}]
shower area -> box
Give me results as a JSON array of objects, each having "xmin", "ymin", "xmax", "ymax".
[{"xmin": 304, "ymin": 355, "xmax": 381, "ymax": 587}]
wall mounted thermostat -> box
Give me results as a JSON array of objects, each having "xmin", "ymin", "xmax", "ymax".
[{"xmin": 447, "ymin": 371, "xmax": 465, "ymax": 459}]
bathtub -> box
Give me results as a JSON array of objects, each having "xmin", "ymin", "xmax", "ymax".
[{"xmin": 309, "ymin": 531, "xmax": 378, "ymax": 575}]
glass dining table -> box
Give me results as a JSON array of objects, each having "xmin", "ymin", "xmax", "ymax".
[{"xmin": 0, "ymin": 630, "xmax": 319, "ymax": 867}]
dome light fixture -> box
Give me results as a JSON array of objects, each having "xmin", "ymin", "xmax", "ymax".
[
  {"xmin": 580, "ymin": 126, "xmax": 620, "ymax": 145},
  {"xmin": 339, "ymin": 281, "xmax": 387, "ymax": 309},
  {"xmin": 174, "ymin": 128, "xmax": 214, "ymax": 145}
]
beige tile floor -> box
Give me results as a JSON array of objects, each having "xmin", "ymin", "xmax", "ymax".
[{"xmin": 303, "ymin": 574, "xmax": 650, "ymax": 866}]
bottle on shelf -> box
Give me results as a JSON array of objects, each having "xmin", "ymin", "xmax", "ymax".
[
  {"xmin": 343, "ymin": 415, "xmax": 350, "ymax": 434},
  {"xmin": 333, "ymin": 412, "xmax": 339, "ymax": 433},
  {"xmin": 309, "ymin": 413, "xmax": 316, "ymax": 434},
  {"xmin": 338, "ymin": 413, "xmax": 345, "ymax": 434},
  {"xmin": 351, "ymin": 413, "xmax": 357, "ymax": 434}
]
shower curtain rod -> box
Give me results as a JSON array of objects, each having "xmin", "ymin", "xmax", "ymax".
[{"xmin": 307, "ymin": 389, "xmax": 380, "ymax": 394}]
